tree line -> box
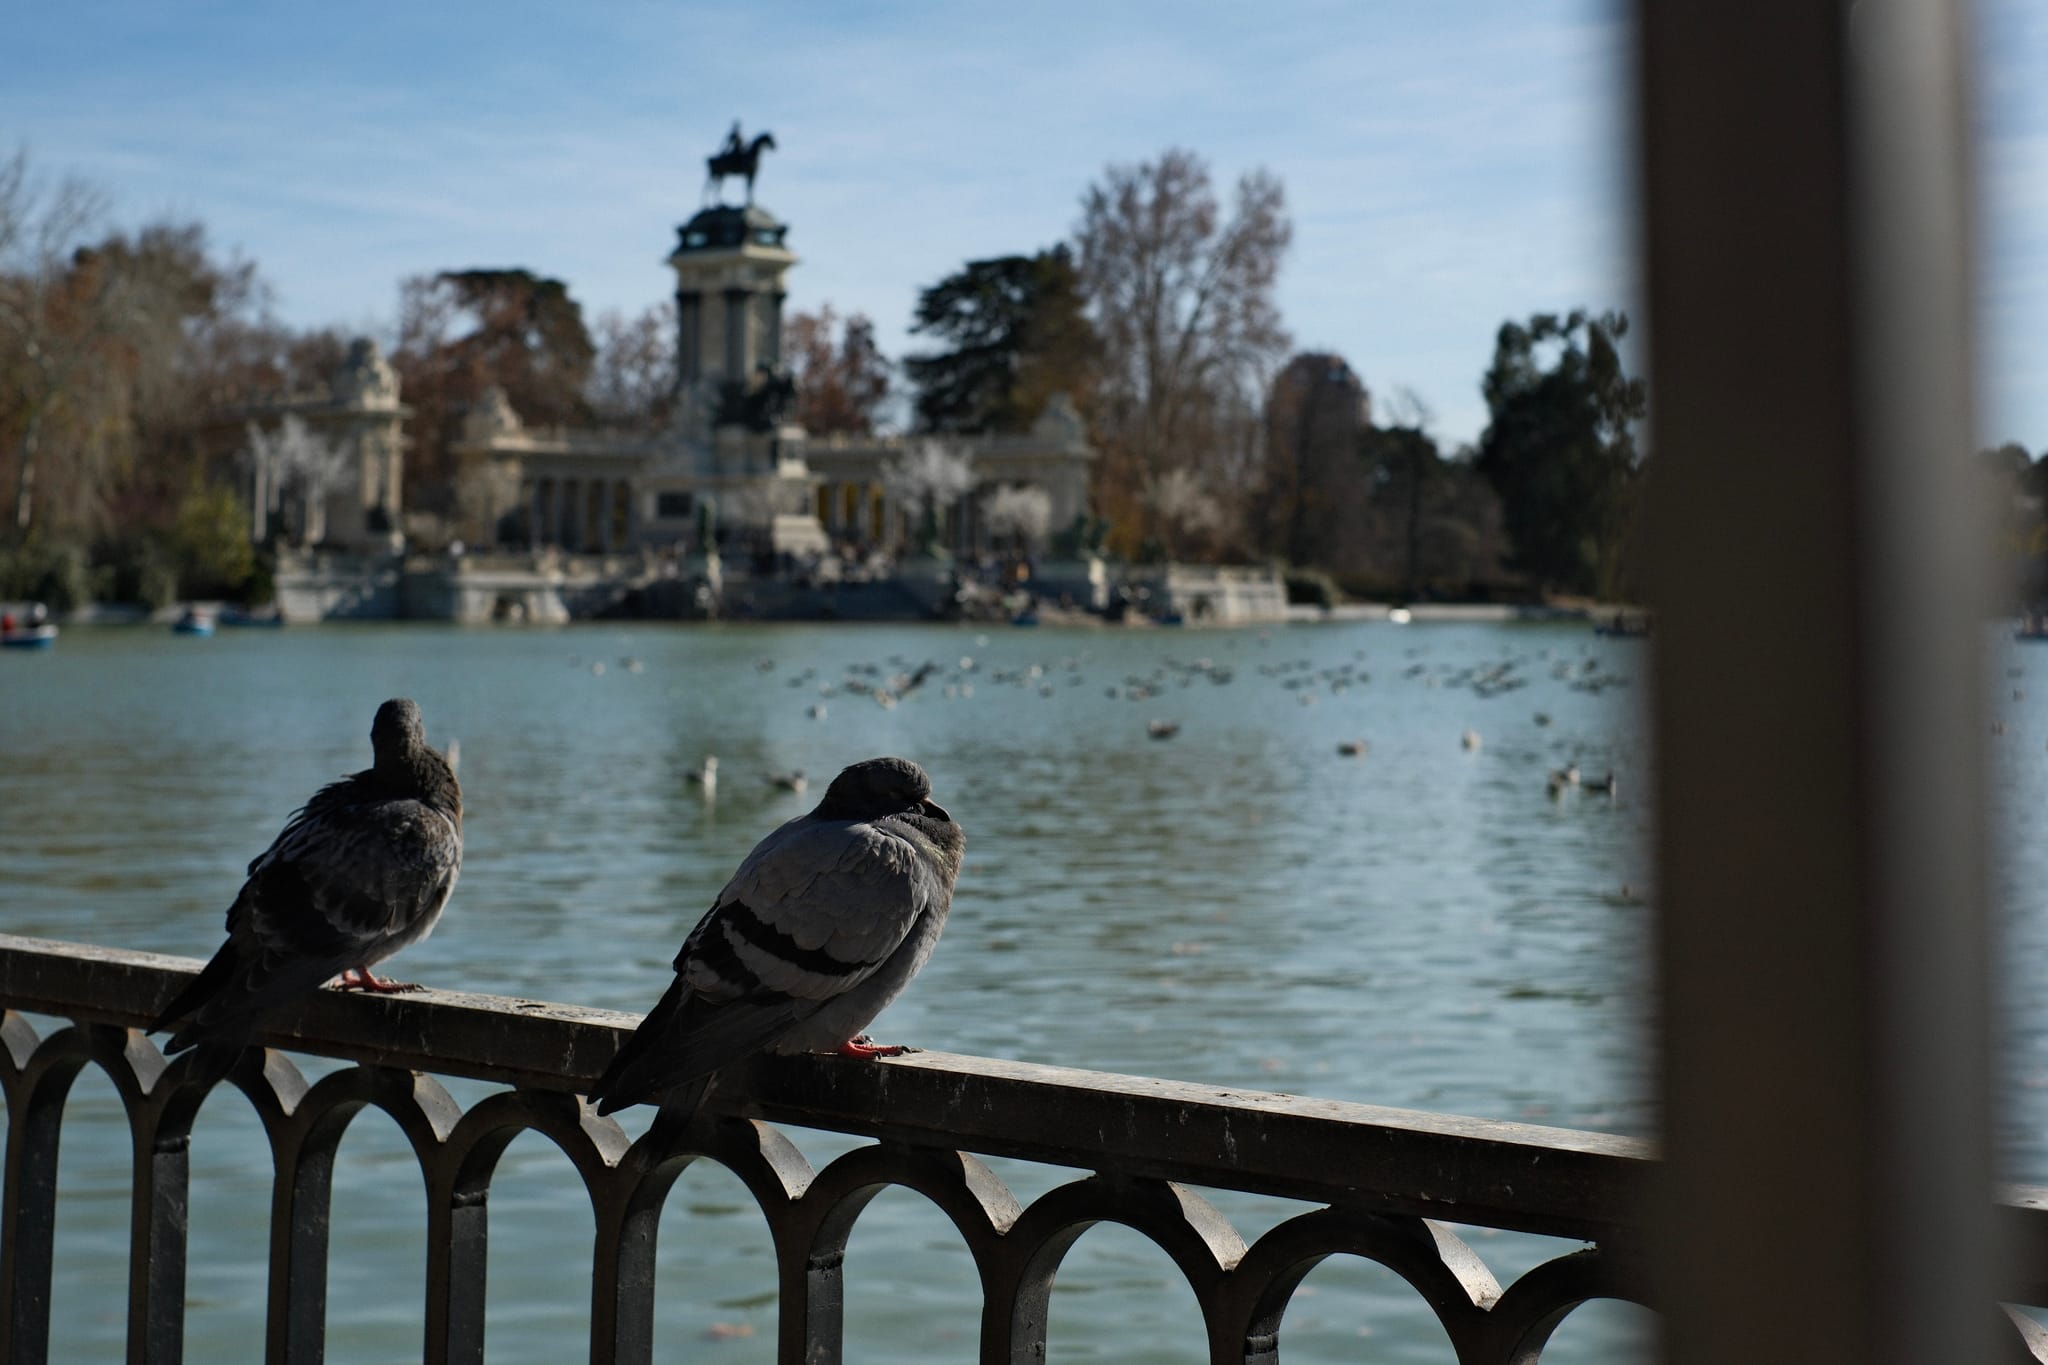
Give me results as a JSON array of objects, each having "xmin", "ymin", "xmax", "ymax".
[
  {"xmin": 733, "ymin": 148, "xmax": 1654, "ymax": 600},
  {"xmin": 3, "ymin": 139, "xmax": 1710, "ymax": 608}
]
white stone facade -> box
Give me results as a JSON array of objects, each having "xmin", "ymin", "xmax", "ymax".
[
  {"xmin": 237, "ymin": 338, "xmax": 408, "ymax": 553},
  {"xmin": 456, "ymin": 198, "xmax": 1097, "ymax": 561}
]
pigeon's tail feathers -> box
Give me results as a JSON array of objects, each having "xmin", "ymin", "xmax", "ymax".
[
  {"xmin": 151, "ymin": 945, "xmax": 246, "ymax": 1047},
  {"xmin": 159, "ymin": 1007, "xmax": 255, "ymax": 1064},
  {"xmin": 591, "ymin": 976, "xmax": 693, "ymax": 1113},
  {"xmin": 592, "ymin": 979, "xmax": 802, "ymax": 1115},
  {"xmin": 156, "ymin": 941, "xmax": 335, "ymax": 1059}
]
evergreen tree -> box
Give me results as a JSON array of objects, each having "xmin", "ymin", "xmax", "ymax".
[
  {"xmin": 1474, "ymin": 309, "xmax": 1646, "ymax": 597},
  {"xmin": 903, "ymin": 247, "xmax": 1094, "ymax": 434}
]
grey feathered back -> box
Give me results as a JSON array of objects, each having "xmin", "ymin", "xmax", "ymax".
[{"xmin": 591, "ymin": 756, "xmax": 962, "ymax": 1119}]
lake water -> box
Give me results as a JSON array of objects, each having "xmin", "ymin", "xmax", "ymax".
[{"xmin": 0, "ymin": 612, "xmax": 1838, "ymax": 1362}]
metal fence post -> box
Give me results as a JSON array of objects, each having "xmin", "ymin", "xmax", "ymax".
[{"xmin": 1638, "ymin": 0, "xmax": 1995, "ymax": 1359}]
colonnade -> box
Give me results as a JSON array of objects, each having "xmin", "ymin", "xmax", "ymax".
[
  {"xmin": 813, "ymin": 480, "xmax": 1011, "ymax": 556},
  {"xmin": 524, "ymin": 476, "xmax": 634, "ymax": 553}
]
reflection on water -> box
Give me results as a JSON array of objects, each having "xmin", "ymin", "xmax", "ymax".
[{"xmin": 1, "ymin": 620, "xmax": 1655, "ymax": 1362}]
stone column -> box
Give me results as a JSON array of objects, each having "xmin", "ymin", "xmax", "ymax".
[
  {"xmin": 596, "ymin": 479, "xmax": 614, "ymax": 554},
  {"xmin": 675, "ymin": 290, "xmax": 702, "ymax": 386},
  {"xmin": 528, "ymin": 480, "xmax": 543, "ymax": 550},
  {"xmin": 251, "ymin": 446, "xmax": 269, "ymax": 543},
  {"xmin": 723, "ymin": 289, "xmax": 749, "ymax": 382},
  {"xmin": 305, "ymin": 481, "xmax": 327, "ymax": 546}
]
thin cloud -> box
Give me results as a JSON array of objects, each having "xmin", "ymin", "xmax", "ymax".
[{"xmin": 2, "ymin": 0, "xmax": 2038, "ymax": 446}]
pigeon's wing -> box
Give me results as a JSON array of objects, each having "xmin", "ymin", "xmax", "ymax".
[
  {"xmin": 156, "ymin": 787, "xmax": 460, "ymax": 1051},
  {"xmin": 590, "ymin": 816, "xmax": 944, "ymax": 1110},
  {"xmin": 258, "ymin": 792, "xmax": 463, "ymax": 954},
  {"xmin": 702, "ymin": 816, "xmax": 946, "ymax": 1000}
]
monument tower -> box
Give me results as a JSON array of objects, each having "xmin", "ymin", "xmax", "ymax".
[{"xmin": 670, "ymin": 121, "xmax": 799, "ymax": 460}]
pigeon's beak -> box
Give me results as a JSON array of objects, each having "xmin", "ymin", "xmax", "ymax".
[{"xmin": 919, "ymin": 798, "xmax": 952, "ymax": 823}]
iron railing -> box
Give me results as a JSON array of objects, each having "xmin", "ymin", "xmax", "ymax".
[{"xmin": 0, "ymin": 933, "xmax": 2044, "ymax": 1364}]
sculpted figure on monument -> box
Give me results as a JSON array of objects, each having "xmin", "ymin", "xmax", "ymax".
[
  {"xmin": 747, "ymin": 366, "xmax": 798, "ymax": 429},
  {"xmin": 705, "ymin": 120, "xmax": 777, "ymax": 206},
  {"xmin": 717, "ymin": 365, "xmax": 797, "ymax": 432}
]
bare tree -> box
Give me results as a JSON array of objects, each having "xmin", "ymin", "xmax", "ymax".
[
  {"xmin": 787, "ymin": 304, "xmax": 891, "ymax": 436},
  {"xmin": 587, "ymin": 299, "xmax": 677, "ymax": 430},
  {"xmin": 1380, "ymin": 385, "xmax": 1434, "ymax": 431},
  {"xmin": 0, "ymin": 147, "xmax": 118, "ymax": 536},
  {"xmin": 1074, "ymin": 148, "xmax": 1291, "ymax": 557},
  {"xmin": 1, "ymin": 150, "xmax": 268, "ymax": 540}
]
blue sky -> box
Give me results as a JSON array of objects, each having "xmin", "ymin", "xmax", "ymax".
[{"xmin": 4, "ymin": 1, "xmax": 2042, "ymax": 450}]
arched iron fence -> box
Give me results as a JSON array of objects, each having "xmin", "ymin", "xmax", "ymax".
[{"xmin": 3, "ymin": 934, "xmax": 2045, "ymax": 1363}]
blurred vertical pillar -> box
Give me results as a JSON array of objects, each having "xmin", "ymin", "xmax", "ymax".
[{"xmin": 1638, "ymin": 1, "xmax": 1992, "ymax": 1360}]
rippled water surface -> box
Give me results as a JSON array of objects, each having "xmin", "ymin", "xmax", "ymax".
[{"xmin": 1, "ymin": 619, "xmax": 1664, "ymax": 1361}]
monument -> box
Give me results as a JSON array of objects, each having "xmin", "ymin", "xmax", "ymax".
[
  {"xmin": 238, "ymin": 122, "xmax": 1114, "ymax": 621},
  {"xmin": 448, "ymin": 121, "xmax": 1100, "ymax": 611},
  {"xmin": 640, "ymin": 120, "xmax": 825, "ymax": 558}
]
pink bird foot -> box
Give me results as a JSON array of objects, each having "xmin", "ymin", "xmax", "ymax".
[
  {"xmin": 836, "ymin": 1034, "xmax": 914, "ymax": 1059},
  {"xmin": 335, "ymin": 967, "xmax": 422, "ymax": 993}
]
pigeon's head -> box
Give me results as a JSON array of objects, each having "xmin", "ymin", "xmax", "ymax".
[
  {"xmin": 818, "ymin": 756, "xmax": 951, "ymax": 824},
  {"xmin": 371, "ymin": 698, "xmax": 427, "ymax": 761}
]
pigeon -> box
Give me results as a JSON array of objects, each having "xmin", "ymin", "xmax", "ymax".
[
  {"xmin": 590, "ymin": 756, "xmax": 964, "ymax": 1131},
  {"xmin": 152, "ymin": 698, "xmax": 463, "ymax": 1076}
]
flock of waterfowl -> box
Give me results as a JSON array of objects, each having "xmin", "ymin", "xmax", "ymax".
[{"xmin": 569, "ymin": 628, "xmax": 1640, "ymax": 807}]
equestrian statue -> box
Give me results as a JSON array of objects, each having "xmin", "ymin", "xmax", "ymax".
[{"xmin": 705, "ymin": 121, "xmax": 776, "ymax": 206}]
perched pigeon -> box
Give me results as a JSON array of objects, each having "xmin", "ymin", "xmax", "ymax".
[
  {"xmin": 591, "ymin": 755, "xmax": 963, "ymax": 1128},
  {"xmin": 152, "ymin": 698, "xmax": 463, "ymax": 1074}
]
